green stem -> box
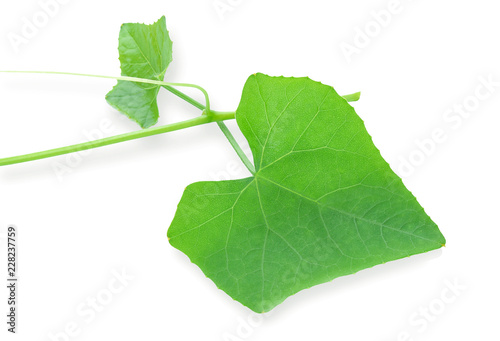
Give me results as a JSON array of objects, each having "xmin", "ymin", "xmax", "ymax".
[
  {"xmin": 343, "ymin": 92, "xmax": 361, "ymax": 102},
  {"xmin": 0, "ymin": 111, "xmax": 235, "ymax": 167},
  {"xmin": 162, "ymin": 85, "xmax": 205, "ymax": 111},
  {"xmin": 0, "ymin": 70, "xmax": 211, "ymax": 112},
  {"xmin": 216, "ymin": 121, "xmax": 256, "ymax": 174},
  {"xmin": 0, "ymin": 70, "xmax": 361, "ymax": 171},
  {"xmin": 159, "ymin": 83, "xmax": 258, "ymax": 173},
  {"xmin": 160, "ymin": 84, "xmax": 256, "ymax": 173}
]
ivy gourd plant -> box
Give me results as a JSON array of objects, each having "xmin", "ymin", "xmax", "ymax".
[{"xmin": 0, "ymin": 16, "xmax": 445, "ymax": 313}]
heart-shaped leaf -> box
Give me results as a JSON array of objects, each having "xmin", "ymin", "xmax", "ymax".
[{"xmin": 168, "ymin": 73, "xmax": 445, "ymax": 312}]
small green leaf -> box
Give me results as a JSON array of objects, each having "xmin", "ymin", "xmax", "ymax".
[
  {"xmin": 168, "ymin": 73, "xmax": 445, "ymax": 313},
  {"xmin": 106, "ymin": 16, "xmax": 173, "ymax": 128}
]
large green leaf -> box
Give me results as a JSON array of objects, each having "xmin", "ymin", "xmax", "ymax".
[
  {"xmin": 106, "ymin": 16, "xmax": 172, "ymax": 128},
  {"xmin": 168, "ymin": 73, "xmax": 445, "ymax": 312}
]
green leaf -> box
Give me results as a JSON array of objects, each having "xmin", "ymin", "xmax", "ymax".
[
  {"xmin": 168, "ymin": 73, "xmax": 445, "ymax": 313},
  {"xmin": 106, "ymin": 16, "xmax": 173, "ymax": 128}
]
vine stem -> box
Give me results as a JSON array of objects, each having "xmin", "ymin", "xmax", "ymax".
[
  {"xmin": 158, "ymin": 85, "xmax": 256, "ymax": 174},
  {"xmin": 216, "ymin": 121, "xmax": 256, "ymax": 174},
  {"xmin": 0, "ymin": 70, "xmax": 361, "ymax": 172},
  {"xmin": 162, "ymin": 84, "xmax": 205, "ymax": 110},
  {"xmin": 0, "ymin": 70, "xmax": 258, "ymax": 172},
  {"xmin": 0, "ymin": 70, "xmax": 212, "ymax": 112},
  {"xmin": 0, "ymin": 111, "xmax": 235, "ymax": 167}
]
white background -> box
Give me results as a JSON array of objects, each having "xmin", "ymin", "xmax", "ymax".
[{"xmin": 0, "ymin": 0, "xmax": 499, "ymax": 340}]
